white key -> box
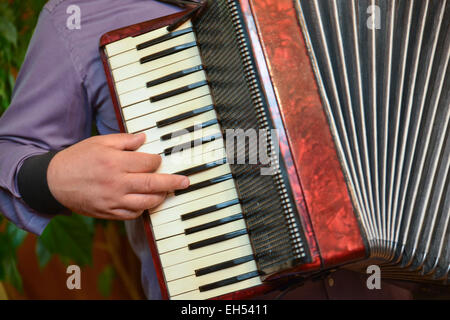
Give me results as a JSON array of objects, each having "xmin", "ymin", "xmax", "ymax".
[
  {"xmin": 153, "ymin": 203, "xmax": 241, "ymax": 240},
  {"xmin": 156, "ymin": 148, "xmax": 226, "ymax": 174},
  {"xmin": 112, "ymin": 47, "xmax": 200, "ymax": 82},
  {"xmin": 164, "ymin": 244, "xmax": 254, "ymax": 281},
  {"xmin": 139, "ymin": 136, "xmax": 224, "ymax": 160},
  {"xmin": 156, "ymin": 219, "xmax": 246, "ymax": 254},
  {"xmin": 122, "ymin": 92, "xmax": 212, "ymax": 121},
  {"xmin": 171, "ymin": 277, "xmax": 262, "ymax": 300},
  {"xmin": 115, "ymin": 55, "xmax": 203, "ymax": 95},
  {"xmin": 167, "ymin": 261, "xmax": 257, "ymax": 297},
  {"xmin": 160, "ymin": 235, "xmax": 250, "ymax": 268},
  {"xmin": 119, "ymin": 70, "xmax": 207, "ymax": 107},
  {"xmin": 146, "ymin": 118, "xmax": 220, "ymax": 145},
  {"xmin": 138, "ymin": 125, "xmax": 222, "ymax": 155},
  {"xmin": 187, "ymin": 163, "xmax": 231, "ymax": 185},
  {"xmin": 151, "ymin": 187, "xmax": 238, "ymax": 226},
  {"xmin": 132, "ymin": 109, "xmax": 217, "ymax": 138},
  {"xmin": 122, "ymin": 95, "xmax": 213, "ymax": 122},
  {"xmin": 121, "ymin": 86, "xmax": 210, "ymax": 119},
  {"xmin": 109, "ymin": 32, "xmax": 196, "ymax": 70},
  {"xmin": 105, "ymin": 21, "xmax": 192, "ymax": 57},
  {"xmin": 152, "ymin": 179, "xmax": 237, "ymax": 213}
]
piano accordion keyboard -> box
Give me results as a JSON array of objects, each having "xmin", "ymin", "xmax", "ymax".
[{"xmin": 104, "ymin": 21, "xmax": 263, "ymax": 300}]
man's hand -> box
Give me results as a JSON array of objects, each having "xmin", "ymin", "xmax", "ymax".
[{"xmin": 47, "ymin": 133, "xmax": 189, "ymax": 220}]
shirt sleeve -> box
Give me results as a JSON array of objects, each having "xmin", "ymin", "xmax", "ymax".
[{"xmin": 0, "ymin": 8, "xmax": 90, "ymax": 235}]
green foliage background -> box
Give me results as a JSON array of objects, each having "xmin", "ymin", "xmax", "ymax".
[
  {"xmin": 0, "ymin": 1, "xmax": 114, "ymax": 297},
  {"xmin": 0, "ymin": 1, "xmax": 47, "ymax": 113}
]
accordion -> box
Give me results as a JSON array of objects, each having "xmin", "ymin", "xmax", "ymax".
[{"xmin": 100, "ymin": 0, "xmax": 449, "ymax": 299}]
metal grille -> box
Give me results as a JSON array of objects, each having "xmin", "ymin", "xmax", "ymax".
[
  {"xmin": 194, "ymin": 0, "xmax": 311, "ymax": 276},
  {"xmin": 296, "ymin": 0, "xmax": 449, "ymax": 283}
]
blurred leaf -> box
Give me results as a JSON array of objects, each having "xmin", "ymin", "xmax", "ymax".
[
  {"xmin": 36, "ymin": 240, "xmax": 52, "ymax": 268},
  {"xmin": 98, "ymin": 265, "xmax": 115, "ymax": 298},
  {"xmin": 8, "ymin": 72, "xmax": 14, "ymax": 92},
  {"xmin": 0, "ymin": 19, "xmax": 17, "ymax": 46},
  {"xmin": 37, "ymin": 214, "xmax": 95, "ymax": 267},
  {"xmin": 0, "ymin": 222, "xmax": 25, "ymax": 292},
  {"xmin": 0, "ymin": 262, "xmax": 4, "ymax": 281},
  {"xmin": 2, "ymin": 258, "xmax": 22, "ymax": 292},
  {"xmin": 0, "ymin": 233, "xmax": 10, "ymax": 271},
  {"xmin": 0, "ymin": 0, "xmax": 47, "ymax": 114},
  {"xmin": 6, "ymin": 223, "xmax": 27, "ymax": 249}
]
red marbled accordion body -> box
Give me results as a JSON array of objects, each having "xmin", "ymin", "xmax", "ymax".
[
  {"xmin": 100, "ymin": 0, "xmax": 367, "ymax": 300},
  {"xmin": 245, "ymin": 0, "xmax": 367, "ymax": 268}
]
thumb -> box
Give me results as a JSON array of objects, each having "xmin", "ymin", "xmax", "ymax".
[{"xmin": 100, "ymin": 133, "xmax": 146, "ymax": 151}]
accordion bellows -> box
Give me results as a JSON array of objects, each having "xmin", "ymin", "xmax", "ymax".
[{"xmin": 297, "ymin": 0, "xmax": 449, "ymax": 282}]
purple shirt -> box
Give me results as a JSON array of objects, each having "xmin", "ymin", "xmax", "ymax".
[{"xmin": 0, "ymin": 0, "xmax": 414, "ymax": 300}]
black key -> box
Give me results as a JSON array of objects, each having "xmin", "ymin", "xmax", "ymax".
[
  {"xmin": 150, "ymin": 80, "xmax": 208, "ymax": 103},
  {"xmin": 174, "ymin": 158, "xmax": 227, "ymax": 176},
  {"xmin": 195, "ymin": 254, "xmax": 255, "ymax": 277},
  {"xmin": 163, "ymin": 132, "xmax": 221, "ymax": 156},
  {"xmin": 167, "ymin": 3, "xmax": 206, "ymax": 32},
  {"xmin": 181, "ymin": 199, "xmax": 240, "ymax": 221},
  {"xmin": 160, "ymin": 119, "xmax": 218, "ymax": 141},
  {"xmin": 175, "ymin": 173, "xmax": 233, "ymax": 196},
  {"xmin": 185, "ymin": 213, "xmax": 244, "ymax": 235},
  {"xmin": 140, "ymin": 41, "xmax": 197, "ymax": 64},
  {"xmin": 147, "ymin": 65, "xmax": 204, "ymax": 88},
  {"xmin": 198, "ymin": 270, "xmax": 260, "ymax": 292},
  {"xmin": 136, "ymin": 27, "xmax": 193, "ymax": 51},
  {"xmin": 156, "ymin": 105, "xmax": 214, "ymax": 128},
  {"xmin": 188, "ymin": 229, "xmax": 247, "ymax": 250}
]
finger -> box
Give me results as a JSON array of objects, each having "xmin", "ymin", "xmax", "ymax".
[
  {"xmin": 126, "ymin": 173, "xmax": 190, "ymax": 194},
  {"xmin": 96, "ymin": 133, "xmax": 146, "ymax": 151},
  {"xmin": 121, "ymin": 152, "xmax": 162, "ymax": 173},
  {"xmin": 121, "ymin": 193, "xmax": 167, "ymax": 212}
]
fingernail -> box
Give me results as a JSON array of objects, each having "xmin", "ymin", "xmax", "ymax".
[
  {"xmin": 135, "ymin": 133, "xmax": 146, "ymax": 144},
  {"xmin": 181, "ymin": 177, "xmax": 190, "ymax": 189},
  {"xmin": 136, "ymin": 133, "xmax": 145, "ymax": 140}
]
